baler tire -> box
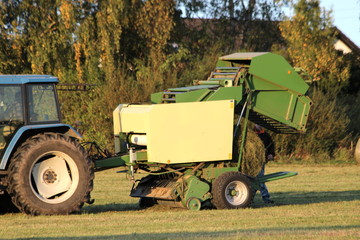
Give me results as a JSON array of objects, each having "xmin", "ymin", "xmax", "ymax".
[
  {"xmin": 212, "ymin": 171, "xmax": 253, "ymax": 209},
  {"xmin": 7, "ymin": 133, "xmax": 94, "ymax": 215}
]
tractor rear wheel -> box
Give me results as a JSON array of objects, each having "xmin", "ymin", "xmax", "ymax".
[
  {"xmin": 7, "ymin": 133, "xmax": 94, "ymax": 215},
  {"xmin": 212, "ymin": 171, "xmax": 253, "ymax": 209}
]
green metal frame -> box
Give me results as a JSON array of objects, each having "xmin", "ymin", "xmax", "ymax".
[
  {"xmin": 94, "ymin": 155, "xmax": 128, "ymax": 171},
  {"xmin": 251, "ymin": 171, "xmax": 298, "ymax": 191},
  {"xmin": 256, "ymin": 171, "xmax": 298, "ymax": 183}
]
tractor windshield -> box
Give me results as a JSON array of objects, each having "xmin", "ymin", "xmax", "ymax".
[
  {"xmin": 27, "ymin": 84, "xmax": 60, "ymax": 123},
  {"xmin": 0, "ymin": 86, "xmax": 24, "ymax": 155}
]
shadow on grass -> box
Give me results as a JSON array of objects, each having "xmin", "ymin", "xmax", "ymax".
[
  {"xmin": 15, "ymin": 225, "xmax": 360, "ymax": 239},
  {"xmin": 276, "ymin": 189, "xmax": 360, "ymax": 203},
  {"xmin": 82, "ymin": 202, "xmax": 140, "ymax": 214},
  {"xmin": 252, "ymin": 189, "xmax": 360, "ymax": 208}
]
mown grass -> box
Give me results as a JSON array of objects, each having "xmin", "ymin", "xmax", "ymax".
[{"xmin": 0, "ymin": 163, "xmax": 359, "ymax": 240}]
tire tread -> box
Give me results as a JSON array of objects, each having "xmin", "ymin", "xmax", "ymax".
[{"xmin": 212, "ymin": 171, "xmax": 253, "ymax": 209}]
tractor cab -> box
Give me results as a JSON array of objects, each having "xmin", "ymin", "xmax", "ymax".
[{"xmin": 0, "ymin": 75, "xmax": 61, "ymax": 157}]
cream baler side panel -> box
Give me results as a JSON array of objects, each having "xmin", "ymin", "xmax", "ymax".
[
  {"xmin": 113, "ymin": 104, "xmax": 127, "ymax": 153},
  {"xmin": 119, "ymin": 105, "xmax": 153, "ymax": 133},
  {"xmin": 113, "ymin": 104, "xmax": 127, "ymax": 135},
  {"xmin": 147, "ymin": 100, "xmax": 234, "ymax": 164}
]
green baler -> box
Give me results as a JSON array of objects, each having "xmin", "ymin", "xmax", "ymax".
[{"xmin": 95, "ymin": 52, "xmax": 312, "ymax": 210}]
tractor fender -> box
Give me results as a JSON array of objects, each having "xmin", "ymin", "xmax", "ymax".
[{"xmin": 0, "ymin": 124, "xmax": 82, "ymax": 170}]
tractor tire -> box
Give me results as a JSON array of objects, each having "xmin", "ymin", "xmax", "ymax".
[
  {"xmin": 212, "ymin": 171, "xmax": 253, "ymax": 209},
  {"xmin": 7, "ymin": 133, "xmax": 94, "ymax": 215}
]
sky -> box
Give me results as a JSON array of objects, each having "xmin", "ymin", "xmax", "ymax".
[{"xmin": 318, "ymin": 0, "xmax": 359, "ymax": 46}]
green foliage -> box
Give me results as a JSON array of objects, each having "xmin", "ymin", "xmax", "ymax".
[
  {"xmin": 345, "ymin": 94, "xmax": 360, "ymax": 137},
  {"xmin": 177, "ymin": 44, "xmax": 224, "ymax": 86},
  {"xmin": 279, "ymin": 0, "xmax": 350, "ymax": 92},
  {"xmin": 305, "ymin": 89, "xmax": 350, "ymax": 154},
  {"xmin": 344, "ymin": 54, "xmax": 360, "ymax": 94}
]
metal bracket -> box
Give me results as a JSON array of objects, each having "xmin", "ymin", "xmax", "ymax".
[{"xmin": 129, "ymin": 147, "xmax": 136, "ymax": 181}]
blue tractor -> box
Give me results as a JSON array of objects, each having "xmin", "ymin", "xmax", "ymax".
[{"xmin": 0, "ymin": 75, "xmax": 93, "ymax": 215}]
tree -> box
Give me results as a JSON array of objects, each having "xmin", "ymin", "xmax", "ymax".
[
  {"xmin": 175, "ymin": 0, "xmax": 284, "ymax": 55},
  {"xmin": 279, "ymin": 0, "xmax": 350, "ymax": 92},
  {"xmin": 276, "ymin": 0, "xmax": 352, "ymax": 160},
  {"xmin": 135, "ymin": 0, "xmax": 177, "ymax": 98}
]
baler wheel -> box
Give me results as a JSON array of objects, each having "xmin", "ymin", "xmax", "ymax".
[
  {"xmin": 212, "ymin": 171, "xmax": 253, "ymax": 209},
  {"xmin": 186, "ymin": 197, "xmax": 202, "ymax": 211},
  {"xmin": 7, "ymin": 133, "xmax": 94, "ymax": 215}
]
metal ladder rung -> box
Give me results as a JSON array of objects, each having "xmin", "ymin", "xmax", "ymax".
[
  {"xmin": 212, "ymin": 72, "xmax": 238, "ymax": 75},
  {"xmin": 210, "ymin": 75, "xmax": 235, "ymax": 79},
  {"xmin": 209, "ymin": 78, "xmax": 234, "ymax": 81},
  {"xmin": 215, "ymin": 67, "xmax": 240, "ymax": 70},
  {"xmin": 163, "ymin": 91, "xmax": 183, "ymax": 95}
]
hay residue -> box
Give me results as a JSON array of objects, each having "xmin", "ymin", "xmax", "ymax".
[{"xmin": 233, "ymin": 122, "xmax": 266, "ymax": 177}]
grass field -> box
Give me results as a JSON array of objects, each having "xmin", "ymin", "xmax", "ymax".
[{"xmin": 0, "ymin": 163, "xmax": 359, "ymax": 240}]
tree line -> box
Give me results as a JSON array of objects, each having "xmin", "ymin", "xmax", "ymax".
[{"xmin": 1, "ymin": 0, "xmax": 359, "ymax": 162}]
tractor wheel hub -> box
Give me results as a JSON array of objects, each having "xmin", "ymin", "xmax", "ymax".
[{"xmin": 43, "ymin": 169, "xmax": 58, "ymax": 184}]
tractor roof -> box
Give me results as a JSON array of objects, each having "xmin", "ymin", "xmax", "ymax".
[
  {"xmin": 219, "ymin": 52, "xmax": 269, "ymax": 60},
  {"xmin": 0, "ymin": 75, "xmax": 58, "ymax": 84}
]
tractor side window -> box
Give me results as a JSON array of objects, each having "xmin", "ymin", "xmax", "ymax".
[
  {"xmin": 0, "ymin": 86, "xmax": 24, "ymax": 123},
  {"xmin": 28, "ymin": 84, "xmax": 60, "ymax": 123}
]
